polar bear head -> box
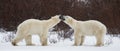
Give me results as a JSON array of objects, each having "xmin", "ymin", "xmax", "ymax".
[
  {"xmin": 51, "ymin": 15, "xmax": 61, "ymax": 23},
  {"xmin": 59, "ymin": 15, "xmax": 76, "ymax": 28}
]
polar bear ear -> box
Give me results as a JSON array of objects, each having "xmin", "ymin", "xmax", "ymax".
[{"xmin": 51, "ymin": 16, "xmax": 55, "ymax": 19}]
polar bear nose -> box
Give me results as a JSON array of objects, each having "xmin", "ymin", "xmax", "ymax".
[{"xmin": 59, "ymin": 15, "xmax": 65, "ymax": 21}]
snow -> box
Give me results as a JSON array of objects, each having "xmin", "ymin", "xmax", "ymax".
[
  {"xmin": 1, "ymin": 46, "xmax": 120, "ymax": 51},
  {"xmin": 0, "ymin": 31, "xmax": 120, "ymax": 51}
]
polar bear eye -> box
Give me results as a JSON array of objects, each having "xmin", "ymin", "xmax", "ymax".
[{"xmin": 65, "ymin": 16, "xmax": 69, "ymax": 19}]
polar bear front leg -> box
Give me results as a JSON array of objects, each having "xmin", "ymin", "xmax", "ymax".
[
  {"xmin": 80, "ymin": 36, "xmax": 85, "ymax": 45},
  {"xmin": 74, "ymin": 31, "xmax": 81, "ymax": 46},
  {"xmin": 40, "ymin": 35, "xmax": 47, "ymax": 46},
  {"xmin": 25, "ymin": 35, "xmax": 34, "ymax": 46},
  {"xmin": 39, "ymin": 32, "xmax": 48, "ymax": 46}
]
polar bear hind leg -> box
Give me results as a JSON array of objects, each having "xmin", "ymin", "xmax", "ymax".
[
  {"xmin": 12, "ymin": 32, "xmax": 26, "ymax": 46},
  {"xmin": 25, "ymin": 35, "xmax": 35, "ymax": 46},
  {"xmin": 95, "ymin": 35, "xmax": 104, "ymax": 46},
  {"xmin": 95, "ymin": 31, "xmax": 105, "ymax": 46}
]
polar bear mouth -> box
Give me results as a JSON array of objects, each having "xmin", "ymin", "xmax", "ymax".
[{"xmin": 59, "ymin": 15, "xmax": 65, "ymax": 21}]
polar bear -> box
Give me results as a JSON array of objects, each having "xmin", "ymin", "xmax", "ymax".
[
  {"xmin": 12, "ymin": 15, "xmax": 61, "ymax": 46},
  {"xmin": 59, "ymin": 15, "xmax": 107, "ymax": 46}
]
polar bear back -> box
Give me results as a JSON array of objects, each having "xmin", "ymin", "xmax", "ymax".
[
  {"xmin": 76, "ymin": 20, "xmax": 107, "ymax": 36},
  {"xmin": 17, "ymin": 19, "xmax": 50, "ymax": 35}
]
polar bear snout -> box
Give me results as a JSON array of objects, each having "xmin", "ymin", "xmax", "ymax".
[{"xmin": 59, "ymin": 15, "xmax": 65, "ymax": 21}]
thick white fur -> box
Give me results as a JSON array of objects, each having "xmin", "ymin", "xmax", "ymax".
[
  {"xmin": 63, "ymin": 16, "xmax": 107, "ymax": 46},
  {"xmin": 12, "ymin": 15, "xmax": 61, "ymax": 46}
]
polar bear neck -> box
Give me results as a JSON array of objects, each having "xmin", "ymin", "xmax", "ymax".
[
  {"xmin": 65, "ymin": 18, "xmax": 77, "ymax": 29},
  {"xmin": 47, "ymin": 19, "xmax": 60, "ymax": 28}
]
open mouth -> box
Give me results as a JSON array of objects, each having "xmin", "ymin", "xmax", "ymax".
[{"xmin": 59, "ymin": 15, "xmax": 65, "ymax": 21}]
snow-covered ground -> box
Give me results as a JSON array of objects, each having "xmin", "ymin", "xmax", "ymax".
[{"xmin": 0, "ymin": 31, "xmax": 120, "ymax": 51}]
